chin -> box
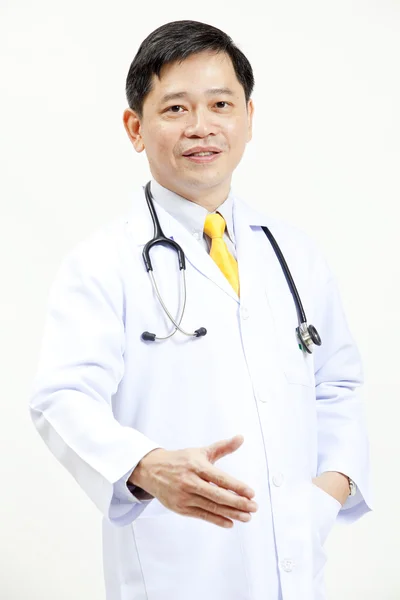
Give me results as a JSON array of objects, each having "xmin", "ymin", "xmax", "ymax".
[{"xmin": 181, "ymin": 172, "xmax": 226, "ymax": 189}]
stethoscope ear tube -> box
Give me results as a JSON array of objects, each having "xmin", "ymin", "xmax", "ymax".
[
  {"xmin": 142, "ymin": 182, "xmax": 186, "ymax": 273},
  {"xmin": 142, "ymin": 267, "xmax": 207, "ymax": 342},
  {"xmin": 141, "ymin": 181, "xmax": 207, "ymax": 342},
  {"xmin": 141, "ymin": 331, "xmax": 157, "ymax": 342},
  {"xmin": 194, "ymin": 327, "xmax": 207, "ymax": 337}
]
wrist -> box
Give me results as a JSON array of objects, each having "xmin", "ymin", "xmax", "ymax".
[
  {"xmin": 336, "ymin": 472, "xmax": 351, "ymax": 494},
  {"xmin": 315, "ymin": 471, "xmax": 351, "ymax": 505},
  {"xmin": 128, "ymin": 447, "xmax": 165, "ymax": 488},
  {"xmin": 128, "ymin": 463, "xmax": 144, "ymax": 487}
]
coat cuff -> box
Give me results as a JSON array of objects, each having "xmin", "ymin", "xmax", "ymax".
[
  {"xmin": 108, "ymin": 441, "xmax": 161, "ymax": 526},
  {"xmin": 317, "ymin": 461, "xmax": 373, "ymax": 525}
]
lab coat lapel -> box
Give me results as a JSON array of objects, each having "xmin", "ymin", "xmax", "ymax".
[
  {"xmin": 127, "ymin": 186, "xmax": 239, "ymax": 303},
  {"xmin": 233, "ymin": 196, "xmax": 282, "ymax": 301},
  {"xmin": 166, "ymin": 218, "xmax": 240, "ymax": 303},
  {"xmin": 233, "ymin": 196, "xmax": 289, "ymax": 400}
]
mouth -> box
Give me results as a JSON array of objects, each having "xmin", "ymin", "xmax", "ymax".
[{"xmin": 182, "ymin": 150, "xmax": 222, "ymax": 163}]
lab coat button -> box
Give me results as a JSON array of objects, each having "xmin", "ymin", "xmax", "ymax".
[
  {"xmin": 281, "ymin": 558, "xmax": 295, "ymax": 572},
  {"xmin": 193, "ymin": 231, "xmax": 201, "ymax": 240},
  {"xmin": 272, "ymin": 473, "xmax": 284, "ymax": 487},
  {"xmin": 240, "ymin": 307, "xmax": 250, "ymax": 320}
]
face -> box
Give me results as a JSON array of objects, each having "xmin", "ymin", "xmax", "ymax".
[{"xmin": 123, "ymin": 50, "xmax": 254, "ymax": 204}]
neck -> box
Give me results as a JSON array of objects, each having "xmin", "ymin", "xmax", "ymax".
[{"xmin": 152, "ymin": 176, "xmax": 231, "ymax": 212}]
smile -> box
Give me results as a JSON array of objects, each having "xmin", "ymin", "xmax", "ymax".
[{"xmin": 183, "ymin": 152, "xmax": 222, "ymax": 163}]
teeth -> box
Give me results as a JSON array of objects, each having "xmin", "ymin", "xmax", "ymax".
[{"xmin": 190, "ymin": 151, "xmax": 214, "ymax": 156}]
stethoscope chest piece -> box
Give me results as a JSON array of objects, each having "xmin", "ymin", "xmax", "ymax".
[{"xmin": 296, "ymin": 323, "xmax": 322, "ymax": 354}]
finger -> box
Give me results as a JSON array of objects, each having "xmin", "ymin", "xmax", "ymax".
[
  {"xmin": 200, "ymin": 463, "xmax": 255, "ymax": 500},
  {"xmin": 188, "ymin": 494, "xmax": 253, "ymax": 523},
  {"xmin": 205, "ymin": 435, "xmax": 244, "ymax": 464},
  {"xmin": 194, "ymin": 476, "xmax": 258, "ymax": 511},
  {"xmin": 184, "ymin": 506, "xmax": 233, "ymax": 529}
]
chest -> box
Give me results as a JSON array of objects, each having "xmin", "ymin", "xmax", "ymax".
[{"xmin": 120, "ymin": 221, "xmax": 316, "ymax": 399}]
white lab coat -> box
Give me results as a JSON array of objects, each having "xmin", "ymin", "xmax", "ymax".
[{"xmin": 29, "ymin": 184, "xmax": 373, "ymax": 600}]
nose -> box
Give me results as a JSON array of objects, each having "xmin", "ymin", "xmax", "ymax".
[{"xmin": 183, "ymin": 108, "xmax": 219, "ymax": 138}]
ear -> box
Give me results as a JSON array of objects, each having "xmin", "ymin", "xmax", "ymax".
[
  {"xmin": 246, "ymin": 99, "xmax": 254, "ymax": 143},
  {"xmin": 122, "ymin": 108, "xmax": 145, "ymax": 152}
]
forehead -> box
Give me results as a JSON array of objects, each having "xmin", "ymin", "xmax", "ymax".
[{"xmin": 148, "ymin": 50, "xmax": 243, "ymax": 100}]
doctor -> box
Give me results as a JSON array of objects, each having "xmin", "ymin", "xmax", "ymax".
[{"xmin": 29, "ymin": 19, "xmax": 372, "ymax": 600}]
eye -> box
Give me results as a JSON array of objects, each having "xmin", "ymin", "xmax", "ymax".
[
  {"xmin": 215, "ymin": 101, "xmax": 230, "ymax": 109},
  {"xmin": 166, "ymin": 105, "xmax": 185, "ymax": 113}
]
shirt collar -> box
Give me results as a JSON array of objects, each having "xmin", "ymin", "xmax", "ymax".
[{"xmin": 150, "ymin": 178, "xmax": 236, "ymax": 244}]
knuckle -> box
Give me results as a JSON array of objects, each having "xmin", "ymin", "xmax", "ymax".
[
  {"xmin": 212, "ymin": 489, "xmax": 223, "ymax": 504},
  {"xmin": 227, "ymin": 492, "xmax": 241, "ymax": 508},
  {"xmin": 203, "ymin": 498, "xmax": 218, "ymax": 514},
  {"xmin": 194, "ymin": 462, "xmax": 208, "ymax": 479},
  {"xmin": 175, "ymin": 500, "xmax": 186, "ymax": 513},
  {"xmin": 234, "ymin": 500, "xmax": 245, "ymax": 513},
  {"xmin": 177, "ymin": 473, "xmax": 190, "ymax": 490},
  {"xmin": 177, "ymin": 505, "xmax": 189, "ymax": 516},
  {"xmin": 174, "ymin": 492, "xmax": 188, "ymax": 512},
  {"xmin": 198, "ymin": 510, "xmax": 213, "ymax": 523},
  {"xmin": 182, "ymin": 477, "xmax": 198, "ymax": 494},
  {"xmin": 191, "ymin": 507, "xmax": 226, "ymax": 528},
  {"xmin": 179, "ymin": 478, "xmax": 191, "ymax": 493},
  {"xmin": 240, "ymin": 497, "xmax": 251, "ymax": 511},
  {"xmin": 183, "ymin": 451, "xmax": 196, "ymax": 466},
  {"xmin": 222, "ymin": 506, "xmax": 236, "ymax": 519},
  {"xmin": 212, "ymin": 473, "xmax": 223, "ymax": 487}
]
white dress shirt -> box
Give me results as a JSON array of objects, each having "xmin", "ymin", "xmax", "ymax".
[{"xmin": 150, "ymin": 178, "xmax": 237, "ymax": 259}]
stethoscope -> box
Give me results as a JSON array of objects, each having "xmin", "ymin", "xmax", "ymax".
[{"xmin": 141, "ymin": 181, "xmax": 322, "ymax": 354}]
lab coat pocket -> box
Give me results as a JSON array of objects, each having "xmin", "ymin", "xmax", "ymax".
[
  {"xmin": 311, "ymin": 483, "xmax": 341, "ymax": 578},
  {"xmin": 132, "ymin": 511, "xmax": 249, "ymax": 600},
  {"xmin": 279, "ymin": 329, "xmax": 315, "ymax": 387},
  {"xmin": 312, "ymin": 483, "xmax": 341, "ymax": 545}
]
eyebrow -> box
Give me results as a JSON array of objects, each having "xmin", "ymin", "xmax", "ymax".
[{"xmin": 160, "ymin": 87, "xmax": 235, "ymax": 104}]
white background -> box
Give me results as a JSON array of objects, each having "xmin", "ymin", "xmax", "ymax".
[{"xmin": 1, "ymin": 1, "xmax": 398, "ymax": 598}]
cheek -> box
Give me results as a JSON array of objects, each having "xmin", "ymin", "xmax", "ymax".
[
  {"xmin": 224, "ymin": 119, "xmax": 249, "ymax": 154},
  {"xmin": 144, "ymin": 123, "xmax": 178, "ymax": 156},
  {"xmin": 225, "ymin": 116, "xmax": 248, "ymax": 138}
]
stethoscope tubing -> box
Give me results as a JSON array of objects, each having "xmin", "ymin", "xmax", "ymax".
[
  {"xmin": 147, "ymin": 269, "xmax": 193, "ymax": 340},
  {"xmin": 141, "ymin": 181, "xmax": 321, "ymax": 352},
  {"xmin": 261, "ymin": 226, "xmax": 307, "ymax": 326},
  {"xmin": 141, "ymin": 182, "xmax": 206, "ymax": 341}
]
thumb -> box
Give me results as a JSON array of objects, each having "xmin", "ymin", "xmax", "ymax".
[{"xmin": 204, "ymin": 435, "xmax": 244, "ymax": 464}]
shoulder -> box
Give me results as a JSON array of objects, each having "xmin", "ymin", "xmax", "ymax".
[
  {"xmin": 233, "ymin": 194, "xmax": 321, "ymax": 253},
  {"xmin": 234, "ymin": 195, "xmax": 334, "ymax": 284},
  {"xmin": 55, "ymin": 214, "xmax": 131, "ymax": 284}
]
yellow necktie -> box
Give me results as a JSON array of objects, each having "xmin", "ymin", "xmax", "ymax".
[{"xmin": 204, "ymin": 213, "xmax": 240, "ymax": 296}]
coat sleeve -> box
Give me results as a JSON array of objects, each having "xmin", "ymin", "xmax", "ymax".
[
  {"xmin": 312, "ymin": 269, "xmax": 373, "ymax": 525},
  {"xmin": 29, "ymin": 236, "xmax": 161, "ymax": 527}
]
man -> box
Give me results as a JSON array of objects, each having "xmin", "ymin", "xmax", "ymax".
[{"xmin": 29, "ymin": 20, "xmax": 372, "ymax": 600}]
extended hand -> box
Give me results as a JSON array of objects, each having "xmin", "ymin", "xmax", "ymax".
[{"xmin": 129, "ymin": 435, "xmax": 258, "ymax": 528}]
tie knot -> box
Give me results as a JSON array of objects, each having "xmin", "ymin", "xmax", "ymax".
[{"xmin": 204, "ymin": 212, "xmax": 226, "ymax": 239}]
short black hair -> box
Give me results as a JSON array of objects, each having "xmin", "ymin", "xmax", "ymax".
[{"xmin": 125, "ymin": 20, "xmax": 255, "ymax": 119}]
